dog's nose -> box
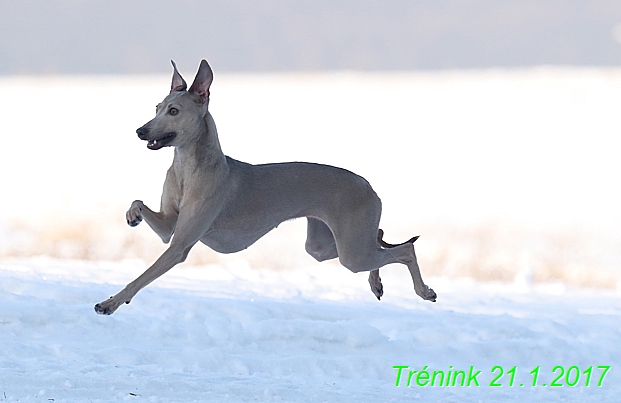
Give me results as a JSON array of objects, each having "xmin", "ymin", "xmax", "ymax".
[{"xmin": 136, "ymin": 126, "xmax": 149, "ymax": 139}]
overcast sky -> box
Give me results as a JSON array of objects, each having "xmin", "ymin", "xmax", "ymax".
[{"xmin": 2, "ymin": 0, "xmax": 621, "ymax": 74}]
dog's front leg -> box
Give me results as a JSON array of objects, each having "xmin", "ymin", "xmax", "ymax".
[
  {"xmin": 126, "ymin": 171, "xmax": 180, "ymax": 243},
  {"xmin": 126, "ymin": 200, "xmax": 177, "ymax": 243},
  {"xmin": 96, "ymin": 207, "xmax": 210, "ymax": 315},
  {"xmin": 94, "ymin": 242, "xmax": 189, "ymax": 315}
]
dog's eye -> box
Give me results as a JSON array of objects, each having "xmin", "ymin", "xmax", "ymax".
[{"xmin": 169, "ymin": 107, "xmax": 179, "ymax": 116}]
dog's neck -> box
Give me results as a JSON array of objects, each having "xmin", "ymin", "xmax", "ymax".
[{"xmin": 172, "ymin": 111, "xmax": 228, "ymax": 180}]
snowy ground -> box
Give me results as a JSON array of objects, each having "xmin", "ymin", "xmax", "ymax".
[
  {"xmin": 1, "ymin": 68, "xmax": 620, "ymax": 401},
  {"xmin": 0, "ymin": 257, "xmax": 619, "ymax": 402}
]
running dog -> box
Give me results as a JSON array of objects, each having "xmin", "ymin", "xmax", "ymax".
[{"xmin": 95, "ymin": 60, "xmax": 436, "ymax": 315}]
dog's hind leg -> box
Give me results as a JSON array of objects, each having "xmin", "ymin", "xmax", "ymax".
[
  {"xmin": 305, "ymin": 217, "xmax": 384, "ymax": 299},
  {"xmin": 368, "ymin": 270, "xmax": 383, "ymax": 300},
  {"xmin": 379, "ymin": 241, "xmax": 436, "ymax": 302},
  {"xmin": 367, "ymin": 231, "xmax": 422, "ymax": 300},
  {"xmin": 341, "ymin": 239, "xmax": 435, "ymax": 302},
  {"xmin": 305, "ymin": 217, "xmax": 339, "ymax": 262},
  {"xmin": 333, "ymin": 208, "xmax": 436, "ymax": 302}
]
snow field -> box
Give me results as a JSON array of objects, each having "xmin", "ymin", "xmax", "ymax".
[
  {"xmin": 1, "ymin": 68, "xmax": 621, "ymax": 287},
  {"xmin": 0, "ymin": 67, "xmax": 620, "ymax": 402},
  {"xmin": 0, "ymin": 258, "xmax": 619, "ymax": 402}
]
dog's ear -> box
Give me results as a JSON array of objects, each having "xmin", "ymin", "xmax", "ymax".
[
  {"xmin": 189, "ymin": 59, "xmax": 213, "ymax": 103},
  {"xmin": 170, "ymin": 60, "xmax": 187, "ymax": 93}
]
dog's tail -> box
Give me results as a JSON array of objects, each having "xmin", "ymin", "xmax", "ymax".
[{"xmin": 377, "ymin": 229, "xmax": 419, "ymax": 248}]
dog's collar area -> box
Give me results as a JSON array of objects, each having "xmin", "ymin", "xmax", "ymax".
[{"xmin": 147, "ymin": 132, "xmax": 176, "ymax": 150}]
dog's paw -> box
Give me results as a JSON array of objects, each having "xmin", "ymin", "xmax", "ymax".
[
  {"xmin": 127, "ymin": 217, "xmax": 143, "ymax": 227},
  {"xmin": 94, "ymin": 302, "xmax": 113, "ymax": 315},
  {"xmin": 94, "ymin": 299, "xmax": 115, "ymax": 315},
  {"xmin": 94, "ymin": 296, "xmax": 128, "ymax": 315},
  {"xmin": 368, "ymin": 271, "xmax": 383, "ymax": 300},
  {"xmin": 415, "ymin": 285, "xmax": 437, "ymax": 302},
  {"xmin": 126, "ymin": 201, "xmax": 143, "ymax": 227}
]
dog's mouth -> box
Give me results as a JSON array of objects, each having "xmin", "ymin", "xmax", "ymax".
[{"xmin": 146, "ymin": 132, "xmax": 177, "ymax": 150}]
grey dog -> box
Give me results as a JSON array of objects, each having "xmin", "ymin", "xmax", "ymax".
[{"xmin": 95, "ymin": 60, "xmax": 436, "ymax": 315}]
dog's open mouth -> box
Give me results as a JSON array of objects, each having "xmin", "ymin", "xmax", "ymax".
[{"xmin": 146, "ymin": 132, "xmax": 176, "ymax": 150}]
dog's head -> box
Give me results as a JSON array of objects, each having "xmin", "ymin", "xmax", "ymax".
[{"xmin": 136, "ymin": 60, "xmax": 213, "ymax": 150}]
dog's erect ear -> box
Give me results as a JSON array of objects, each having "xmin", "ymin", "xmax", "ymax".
[
  {"xmin": 170, "ymin": 60, "xmax": 187, "ymax": 93},
  {"xmin": 189, "ymin": 60, "xmax": 213, "ymax": 103}
]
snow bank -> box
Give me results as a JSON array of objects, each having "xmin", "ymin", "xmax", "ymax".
[
  {"xmin": 0, "ymin": 68, "xmax": 620, "ymax": 400},
  {"xmin": 0, "ymin": 258, "xmax": 619, "ymax": 402}
]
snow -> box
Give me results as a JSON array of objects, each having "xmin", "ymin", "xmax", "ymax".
[
  {"xmin": 1, "ymin": 67, "xmax": 621, "ymax": 401},
  {"xmin": 2, "ymin": 68, "xmax": 621, "ymax": 288},
  {"xmin": 0, "ymin": 258, "xmax": 619, "ymax": 402}
]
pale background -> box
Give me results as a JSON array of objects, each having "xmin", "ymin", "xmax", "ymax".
[
  {"xmin": 1, "ymin": 4, "xmax": 621, "ymax": 401},
  {"xmin": 1, "ymin": 0, "xmax": 621, "ymax": 290}
]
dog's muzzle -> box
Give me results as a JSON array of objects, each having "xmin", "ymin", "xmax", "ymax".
[
  {"xmin": 136, "ymin": 126, "xmax": 177, "ymax": 150},
  {"xmin": 136, "ymin": 126, "xmax": 150, "ymax": 140}
]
